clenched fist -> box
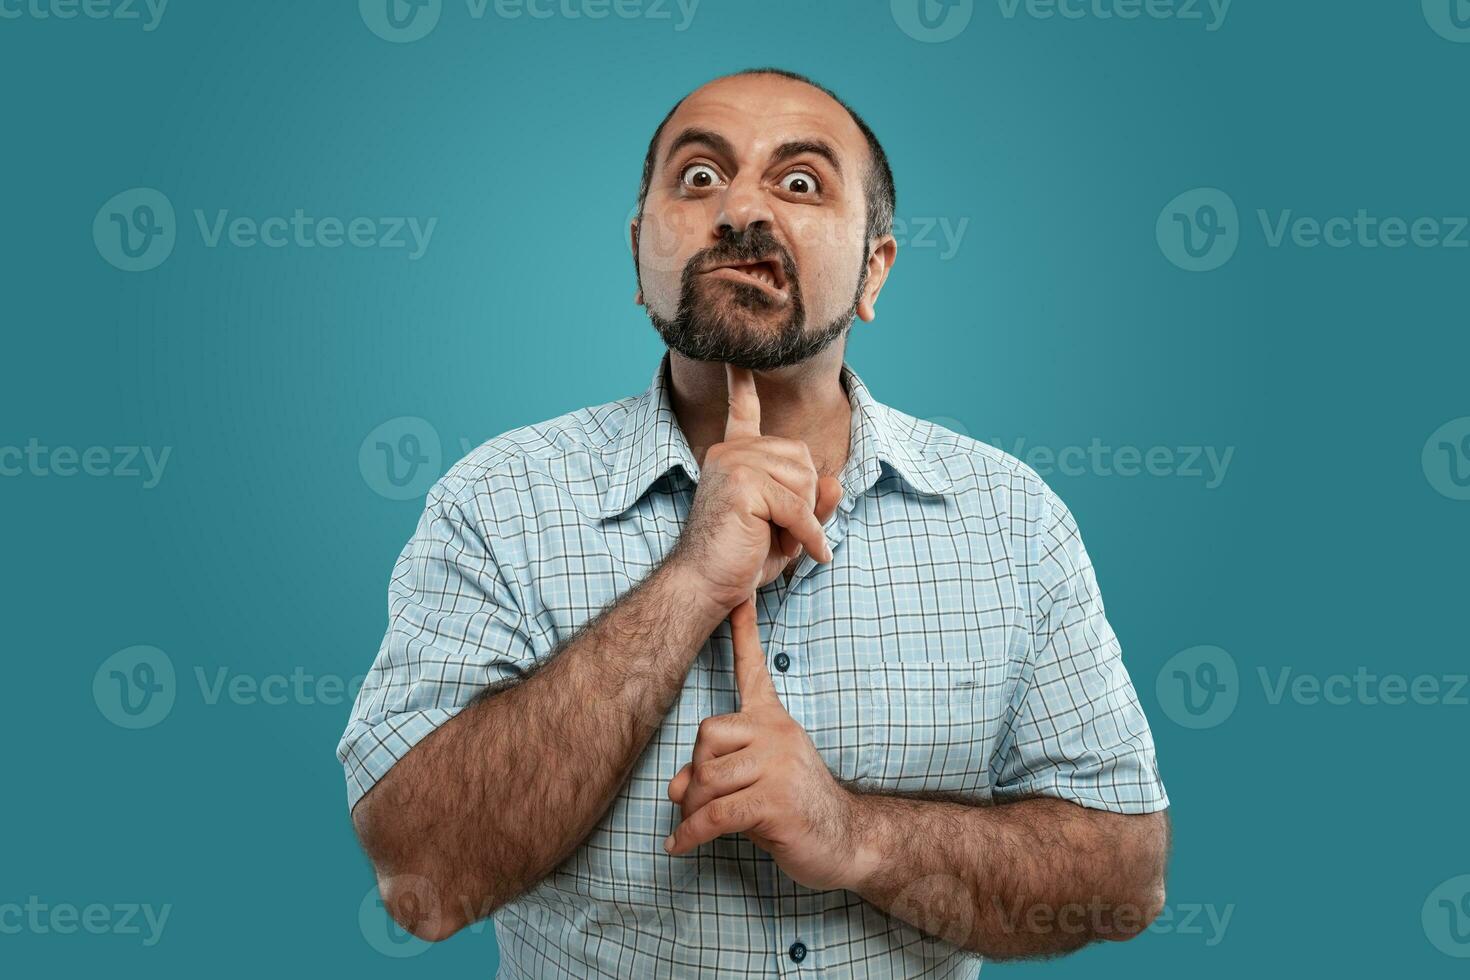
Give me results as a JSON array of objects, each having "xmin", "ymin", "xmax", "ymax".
[{"xmin": 668, "ymin": 363, "xmax": 844, "ymax": 614}]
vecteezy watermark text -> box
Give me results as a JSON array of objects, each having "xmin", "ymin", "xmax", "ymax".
[
  {"xmin": 993, "ymin": 436, "xmax": 1234, "ymax": 489},
  {"xmin": 94, "ymin": 188, "xmax": 437, "ymax": 272},
  {"xmin": 93, "ymin": 646, "xmax": 367, "ymax": 729},
  {"xmin": 0, "ymin": 440, "xmax": 171, "ymax": 488},
  {"xmin": 1158, "ymin": 187, "xmax": 1470, "ymax": 272},
  {"xmin": 996, "ymin": 0, "xmax": 1230, "ymax": 30},
  {"xmin": 0, "ymin": 897, "xmax": 171, "ymax": 946},
  {"xmin": 991, "ymin": 895, "xmax": 1233, "ymax": 946},
  {"xmin": 194, "ymin": 209, "xmax": 436, "ymax": 259},
  {"xmin": 359, "ymin": 0, "xmax": 700, "ymax": 43},
  {"xmin": 0, "ymin": 0, "xmax": 168, "ymax": 30},
  {"xmin": 1157, "ymin": 645, "xmax": 1470, "ymax": 729},
  {"xmin": 891, "ymin": 0, "xmax": 1230, "ymax": 43}
]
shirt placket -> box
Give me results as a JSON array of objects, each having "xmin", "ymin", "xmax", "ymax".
[{"xmin": 757, "ymin": 503, "xmax": 854, "ymax": 976}]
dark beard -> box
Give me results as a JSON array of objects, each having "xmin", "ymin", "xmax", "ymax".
[{"xmin": 645, "ymin": 226, "xmax": 869, "ymax": 371}]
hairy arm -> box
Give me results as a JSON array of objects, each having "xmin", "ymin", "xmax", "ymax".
[
  {"xmin": 846, "ymin": 791, "xmax": 1170, "ymax": 960},
  {"xmin": 351, "ymin": 559, "xmax": 724, "ymax": 941}
]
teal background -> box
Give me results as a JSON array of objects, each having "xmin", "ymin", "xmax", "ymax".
[{"xmin": 3, "ymin": 0, "xmax": 1468, "ymax": 974}]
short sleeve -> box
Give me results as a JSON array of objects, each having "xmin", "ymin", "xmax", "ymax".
[
  {"xmin": 336, "ymin": 484, "xmax": 539, "ymax": 812},
  {"xmin": 990, "ymin": 488, "xmax": 1169, "ymax": 814}
]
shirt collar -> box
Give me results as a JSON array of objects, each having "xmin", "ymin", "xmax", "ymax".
[
  {"xmin": 837, "ymin": 360, "xmax": 953, "ymax": 504},
  {"xmin": 598, "ymin": 352, "xmax": 951, "ymax": 520}
]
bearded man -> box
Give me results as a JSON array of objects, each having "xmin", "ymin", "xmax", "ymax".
[{"xmin": 339, "ymin": 67, "xmax": 1170, "ymax": 978}]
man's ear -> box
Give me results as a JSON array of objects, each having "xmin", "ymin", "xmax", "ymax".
[
  {"xmin": 856, "ymin": 234, "xmax": 898, "ymax": 322},
  {"xmin": 629, "ymin": 218, "xmax": 644, "ymax": 305}
]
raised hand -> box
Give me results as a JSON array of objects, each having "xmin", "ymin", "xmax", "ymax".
[
  {"xmin": 664, "ymin": 598, "xmax": 863, "ymax": 892},
  {"xmin": 668, "ymin": 363, "xmax": 844, "ymax": 615}
]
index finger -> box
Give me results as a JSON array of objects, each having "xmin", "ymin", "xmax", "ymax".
[
  {"xmin": 731, "ymin": 597, "xmax": 780, "ymax": 709},
  {"xmin": 724, "ymin": 364, "xmax": 761, "ymax": 441}
]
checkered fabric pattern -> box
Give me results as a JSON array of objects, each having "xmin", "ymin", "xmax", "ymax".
[{"xmin": 338, "ymin": 353, "xmax": 1169, "ymax": 978}]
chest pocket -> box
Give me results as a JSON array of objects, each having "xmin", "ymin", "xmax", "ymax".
[{"xmin": 854, "ymin": 660, "xmax": 1006, "ymax": 802}]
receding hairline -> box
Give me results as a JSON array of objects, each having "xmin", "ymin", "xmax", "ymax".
[{"xmin": 653, "ymin": 72, "xmax": 861, "ymax": 166}]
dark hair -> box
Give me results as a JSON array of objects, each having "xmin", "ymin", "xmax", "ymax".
[{"xmin": 636, "ymin": 68, "xmax": 896, "ymax": 247}]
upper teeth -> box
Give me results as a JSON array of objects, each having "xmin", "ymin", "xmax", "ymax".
[{"xmin": 745, "ymin": 265, "xmax": 774, "ymax": 286}]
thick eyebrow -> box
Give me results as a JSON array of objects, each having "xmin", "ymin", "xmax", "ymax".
[
  {"xmin": 662, "ymin": 128, "xmax": 845, "ymax": 180},
  {"xmin": 768, "ymin": 139, "xmax": 843, "ymax": 180},
  {"xmin": 663, "ymin": 128, "xmax": 736, "ymax": 169}
]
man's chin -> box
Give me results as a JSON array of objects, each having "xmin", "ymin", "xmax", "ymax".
[
  {"xmin": 657, "ymin": 325, "xmax": 849, "ymax": 373},
  {"xmin": 657, "ymin": 303, "xmax": 789, "ymax": 344},
  {"xmin": 649, "ymin": 291, "xmax": 850, "ymax": 370}
]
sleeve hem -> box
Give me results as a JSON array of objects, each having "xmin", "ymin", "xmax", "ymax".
[
  {"xmin": 991, "ymin": 777, "xmax": 1170, "ymax": 815},
  {"xmin": 337, "ymin": 705, "xmax": 467, "ymax": 813}
]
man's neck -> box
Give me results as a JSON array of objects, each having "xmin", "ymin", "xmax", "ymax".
[{"xmin": 667, "ymin": 346, "xmax": 853, "ymax": 480}]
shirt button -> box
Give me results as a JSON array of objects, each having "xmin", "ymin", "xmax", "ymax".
[
  {"xmin": 773, "ymin": 652, "xmax": 791, "ymax": 673},
  {"xmin": 788, "ymin": 941, "xmax": 807, "ymax": 963}
]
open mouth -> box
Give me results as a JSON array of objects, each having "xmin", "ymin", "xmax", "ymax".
[{"xmin": 703, "ymin": 257, "xmax": 788, "ymax": 297}]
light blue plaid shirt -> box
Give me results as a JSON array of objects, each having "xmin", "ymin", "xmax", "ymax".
[{"xmin": 339, "ymin": 353, "xmax": 1168, "ymax": 978}]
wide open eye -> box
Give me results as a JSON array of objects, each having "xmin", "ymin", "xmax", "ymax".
[
  {"xmin": 680, "ymin": 163, "xmax": 724, "ymax": 190},
  {"xmin": 778, "ymin": 171, "xmax": 820, "ymax": 196}
]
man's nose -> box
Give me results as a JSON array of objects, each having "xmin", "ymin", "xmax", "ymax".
[{"xmin": 713, "ymin": 175, "xmax": 775, "ymax": 237}]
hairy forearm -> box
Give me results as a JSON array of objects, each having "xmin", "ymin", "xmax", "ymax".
[
  {"xmin": 352, "ymin": 559, "xmax": 724, "ymax": 940},
  {"xmin": 846, "ymin": 792, "xmax": 1170, "ymax": 960}
]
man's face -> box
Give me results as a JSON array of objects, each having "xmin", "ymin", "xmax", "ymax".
[{"xmin": 633, "ymin": 74, "xmax": 888, "ymax": 370}]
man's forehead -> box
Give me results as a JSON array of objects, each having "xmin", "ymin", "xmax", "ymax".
[{"xmin": 657, "ymin": 75, "xmax": 864, "ymax": 166}]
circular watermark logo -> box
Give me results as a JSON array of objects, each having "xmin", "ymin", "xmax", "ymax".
[
  {"xmin": 1156, "ymin": 645, "xmax": 1238, "ymax": 729},
  {"xmin": 1156, "ymin": 188, "xmax": 1239, "ymax": 272},
  {"xmin": 1423, "ymin": 0, "xmax": 1470, "ymax": 43},
  {"xmin": 93, "ymin": 645, "xmax": 176, "ymax": 729},
  {"xmin": 359, "ymin": 876, "xmax": 435, "ymax": 958},
  {"xmin": 1422, "ymin": 417, "xmax": 1470, "ymax": 501},
  {"xmin": 891, "ymin": 0, "xmax": 974, "ymax": 43},
  {"xmin": 628, "ymin": 203, "xmax": 709, "ymax": 278},
  {"xmin": 1423, "ymin": 874, "xmax": 1470, "ymax": 958},
  {"xmin": 886, "ymin": 873, "xmax": 976, "ymax": 955},
  {"xmin": 94, "ymin": 188, "xmax": 176, "ymax": 272},
  {"xmin": 360, "ymin": 0, "xmax": 442, "ymax": 43},
  {"xmin": 359, "ymin": 416, "xmax": 442, "ymax": 501}
]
